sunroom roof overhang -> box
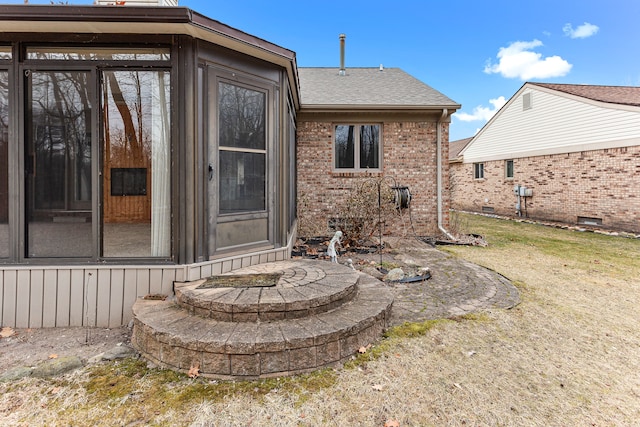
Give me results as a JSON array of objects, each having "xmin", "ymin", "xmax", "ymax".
[{"xmin": 0, "ymin": 5, "xmax": 300, "ymax": 108}]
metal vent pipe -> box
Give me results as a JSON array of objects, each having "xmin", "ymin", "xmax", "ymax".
[{"xmin": 339, "ymin": 34, "xmax": 346, "ymax": 75}]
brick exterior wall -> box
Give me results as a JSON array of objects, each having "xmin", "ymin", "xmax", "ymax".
[
  {"xmin": 297, "ymin": 117, "xmax": 450, "ymax": 239},
  {"xmin": 450, "ymin": 145, "xmax": 640, "ymax": 233}
]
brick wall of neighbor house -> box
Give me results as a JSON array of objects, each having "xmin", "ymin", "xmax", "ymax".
[
  {"xmin": 450, "ymin": 145, "xmax": 640, "ymax": 233},
  {"xmin": 297, "ymin": 119, "xmax": 449, "ymax": 238}
]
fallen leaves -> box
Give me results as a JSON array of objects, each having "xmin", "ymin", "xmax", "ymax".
[
  {"xmin": 384, "ymin": 420, "xmax": 400, "ymax": 427},
  {"xmin": 49, "ymin": 354, "xmax": 58, "ymax": 359},
  {"xmin": 0, "ymin": 326, "xmax": 15, "ymax": 338},
  {"xmin": 188, "ymin": 362, "xmax": 200, "ymax": 378},
  {"xmin": 358, "ymin": 343, "xmax": 372, "ymax": 354}
]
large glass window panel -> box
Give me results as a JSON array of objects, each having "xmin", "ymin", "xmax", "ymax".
[
  {"xmin": 26, "ymin": 71, "xmax": 93, "ymax": 258},
  {"xmin": 335, "ymin": 125, "xmax": 355, "ymax": 169},
  {"xmin": 359, "ymin": 125, "xmax": 380, "ymax": 169},
  {"xmin": 219, "ymin": 151, "xmax": 265, "ymax": 213},
  {"xmin": 102, "ymin": 70, "xmax": 171, "ymax": 258},
  {"xmin": 335, "ymin": 124, "xmax": 380, "ymax": 171},
  {"xmin": 0, "ymin": 70, "xmax": 8, "ymax": 257},
  {"xmin": 218, "ymin": 81, "xmax": 266, "ymax": 214},
  {"xmin": 218, "ymin": 82, "xmax": 265, "ymax": 150}
]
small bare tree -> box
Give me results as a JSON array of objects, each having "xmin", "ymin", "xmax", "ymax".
[{"xmin": 333, "ymin": 177, "xmax": 401, "ymax": 247}]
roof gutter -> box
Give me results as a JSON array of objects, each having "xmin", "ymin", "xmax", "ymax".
[
  {"xmin": 300, "ymin": 104, "xmax": 460, "ymax": 112},
  {"xmin": 437, "ymin": 108, "xmax": 455, "ymax": 240}
]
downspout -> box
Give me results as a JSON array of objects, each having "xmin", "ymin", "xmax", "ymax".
[{"xmin": 437, "ymin": 108, "xmax": 456, "ymax": 240}]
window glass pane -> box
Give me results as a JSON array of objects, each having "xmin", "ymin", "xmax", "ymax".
[
  {"xmin": 506, "ymin": 160, "xmax": 514, "ymax": 178},
  {"xmin": 218, "ymin": 82, "xmax": 265, "ymax": 150},
  {"xmin": 0, "ymin": 71, "xmax": 8, "ymax": 257},
  {"xmin": 27, "ymin": 47, "xmax": 169, "ymax": 61},
  {"xmin": 335, "ymin": 125, "xmax": 354, "ymax": 168},
  {"xmin": 0, "ymin": 47, "xmax": 11, "ymax": 60},
  {"xmin": 359, "ymin": 125, "xmax": 380, "ymax": 169},
  {"xmin": 219, "ymin": 151, "xmax": 265, "ymax": 214},
  {"xmin": 102, "ymin": 70, "xmax": 171, "ymax": 257},
  {"xmin": 26, "ymin": 71, "xmax": 92, "ymax": 258}
]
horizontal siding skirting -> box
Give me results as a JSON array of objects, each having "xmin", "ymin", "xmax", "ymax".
[{"xmin": 0, "ymin": 245, "xmax": 292, "ymax": 329}]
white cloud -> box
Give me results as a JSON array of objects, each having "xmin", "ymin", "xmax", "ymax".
[
  {"xmin": 563, "ymin": 22, "xmax": 599, "ymax": 39},
  {"xmin": 484, "ymin": 39, "xmax": 572, "ymax": 80},
  {"xmin": 455, "ymin": 96, "xmax": 507, "ymax": 122}
]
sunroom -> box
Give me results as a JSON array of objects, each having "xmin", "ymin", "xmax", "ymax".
[{"xmin": 0, "ymin": 5, "xmax": 298, "ymax": 328}]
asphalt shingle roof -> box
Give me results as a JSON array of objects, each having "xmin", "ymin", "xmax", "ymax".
[
  {"xmin": 531, "ymin": 83, "xmax": 640, "ymax": 107},
  {"xmin": 449, "ymin": 137, "xmax": 474, "ymax": 161},
  {"xmin": 298, "ymin": 67, "xmax": 459, "ymax": 109}
]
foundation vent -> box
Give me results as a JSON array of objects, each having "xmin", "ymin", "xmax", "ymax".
[
  {"xmin": 523, "ymin": 92, "xmax": 532, "ymax": 110},
  {"xmin": 577, "ymin": 216, "xmax": 603, "ymax": 226}
]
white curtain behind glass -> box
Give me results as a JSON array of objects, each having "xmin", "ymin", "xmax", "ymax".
[{"xmin": 151, "ymin": 72, "xmax": 170, "ymax": 257}]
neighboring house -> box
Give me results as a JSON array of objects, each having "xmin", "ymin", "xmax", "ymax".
[
  {"xmin": 449, "ymin": 137, "xmax": 473, "ymax": 164},
  {"xmin": 450, "ymin": 82, "xmax": 640, "ymax": 233},
  {"xmin": 0, "ymin": 5, "xmax": 299, "ymax": 329},
  {"xmin": 297, "ymin": 64, "xmax": 460, "ymax": 238}
]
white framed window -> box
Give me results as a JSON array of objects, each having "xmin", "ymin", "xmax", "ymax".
[
  {"xmin": 473, "ymin": 162, "xmax": 484, "ymax": 179},
  {"xmin": 505, "ymin": 159, "xmax": 514, "ymax": 179},
  {"xmin": 334, "ymin": 124, "xmax": 381, "ymax": 171}
]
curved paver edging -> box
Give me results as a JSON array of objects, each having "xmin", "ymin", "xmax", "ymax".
[{"xmin": 380, "ymin": 237, "xmax": 521, "ymax": 326}]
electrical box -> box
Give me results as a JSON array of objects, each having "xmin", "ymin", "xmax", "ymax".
[
  {"xmin": 515, "ymin": 185, "xmax": 533, "ymax": 197},
  {"xmin": 519, "ymin": 187, "xmax": 533, "ymax": 197}
]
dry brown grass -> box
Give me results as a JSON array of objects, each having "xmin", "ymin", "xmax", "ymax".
[{"xmin": 1, "ymin": 213, "xmax": 639, "ymax": 426}]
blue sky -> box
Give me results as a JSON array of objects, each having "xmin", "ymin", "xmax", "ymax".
[
  {"xmin": 177, "ymin": 0, "xmax": 639, "ymax": 141},
  {"xmin": 12, "ymin": 0, "xmax": 640, "ymax": 141}
]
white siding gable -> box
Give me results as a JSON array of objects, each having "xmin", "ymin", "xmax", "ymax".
[{"xmin": 462, "ymin": 84, "xmax": 640, "ymax": 163}]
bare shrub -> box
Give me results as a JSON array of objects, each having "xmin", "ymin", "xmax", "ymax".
[
  {"xmin": 296, "ymin": 191, "xmax": 327, "ymax": 238},
  {"xmin": 332, "ymin": 178, "xmax": 403, "ymax": 246}
]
